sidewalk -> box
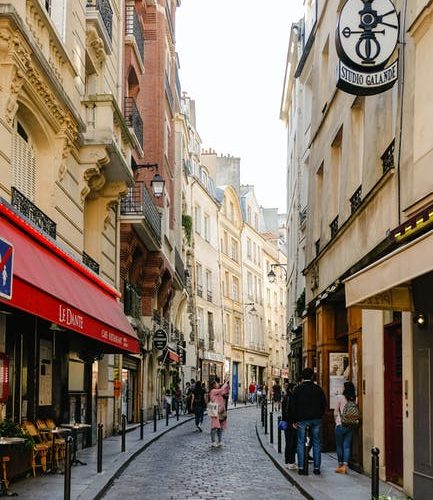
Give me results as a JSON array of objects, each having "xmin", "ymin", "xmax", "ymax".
[
  {"xmin": 8, "ymin": 412, "xmax": 195, "ymax": 500},
  {"xmin": 256, "ymin": 409, "xmax": 409, "ymax": 500}
]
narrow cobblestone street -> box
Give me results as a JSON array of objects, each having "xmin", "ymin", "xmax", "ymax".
[{"xmin": 103, "ymin": 407, "xmax": 305, "ymax": 499}]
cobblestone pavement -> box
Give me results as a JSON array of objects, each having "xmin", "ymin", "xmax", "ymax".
[{"xmin": 103, "ymin": 407, "xmax": 305, "ymax": 500}]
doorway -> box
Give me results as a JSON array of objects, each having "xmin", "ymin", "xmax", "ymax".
[
  {"xmin": 232, "ymin": 362, "xmax": 239, "ymax": 402},
  {"xmin": 384, "ymin": 322, "xmax": 403, "ymax": 485}
]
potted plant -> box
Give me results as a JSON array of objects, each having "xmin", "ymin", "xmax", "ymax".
[{"xmin": 0, "ymin": 420, "xmax": 34, "ymax": 479}]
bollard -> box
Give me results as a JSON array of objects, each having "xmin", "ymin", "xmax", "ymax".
[
  {"xmin": 272, "ymin": 400, "xmax": 274, "ymax": 412},
  {"xmin": 270, "ymin": 411, "xmax": 274, "ymax": 444},
  {"xmin": 371, "ymin": 448, "xmax": 380, "ymax": 499},
  {"xmin": 245, "ymin": 391, "xmax": 247, "ymax": 406},
  {"xmin": 264, "ymin": 403, "xmax": 268, "ymax": 435},
  {"xmin": 261, "ymin": 400, "xmax": 265, "ymax": 426},
  {"xmin": 97, "ymin": 423, "xmax": 103, "ymax": 473},
  {"xmin": 277, "ymin": 416, "xmax": 282, "ymax": 453},
  {"xmin": 303, "ymin": 425, "xmax": 310, "ymax": 475},
  {"xmin": 166, "ymin": 405, "xmax": 169, "ymax": 426},
  {"xmin": 140, "ymin": 408, "xmax": 144, "ymax": 440},
  {"xmin": 64, "ymin": 435, "xmax": 73, "ymax": 500},
  {"xmin": 121, "ymin": 414, "xmax": 126, "ymax": 452},
  {"xmin": 176, "ymin": 401, "xmax": 179, "ymax": 421},
  {"xmin": 153, "ymin": 405, "xmax": 157, "ymax": 433}
]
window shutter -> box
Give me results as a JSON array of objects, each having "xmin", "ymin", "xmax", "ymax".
[
  {"xmin": 49, "ymin": 0, "xmax": 67, "ymax": 41},
  {"xmin": 12, "ymin": 132, "xmax": 36, "ymax": 202}
]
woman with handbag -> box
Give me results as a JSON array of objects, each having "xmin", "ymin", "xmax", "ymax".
[
  {"xmin": 208, "ymin": 379, "xmax": 229, "ymax": 447},
  {"xmin": 281, "ymin": 382, "xmax": 297, "ymax": 469}
]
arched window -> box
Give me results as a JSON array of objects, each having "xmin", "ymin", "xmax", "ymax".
[{"xmin": 11, "ymin": 119, "xmax": 36, "ymax": 201}]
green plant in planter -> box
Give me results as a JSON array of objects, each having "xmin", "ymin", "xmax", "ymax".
[
  {"xmin": 0, "ymin": 419, "xmax": 35, "ymax": 448},
  {"xmin": 182, "ymin": 214, "xmax": 193, "ymax": 245}
]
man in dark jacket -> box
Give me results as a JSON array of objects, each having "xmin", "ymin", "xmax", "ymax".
[
  {"xmin": 281, "ymin": 382, "xmax": 297, "ymax": 469},
  {"xmin": 292, "ymin": 367, "xmax": 327, "ymax": 475}
]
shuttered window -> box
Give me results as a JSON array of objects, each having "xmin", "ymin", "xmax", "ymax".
[
  {"xmin": 43, "ymin": 0, "xmax": 67, "ymax": 41},
  {"xmin": 11, "ymin": 122, "xmax": 36, "ymax": 202}
]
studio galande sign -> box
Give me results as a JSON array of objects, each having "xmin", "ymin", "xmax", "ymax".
[{"xmin": 336, "ymin": 0, "xmax": 399, "ymax": 96}]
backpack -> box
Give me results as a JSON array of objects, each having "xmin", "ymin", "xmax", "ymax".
[{"xmin": 340, "ymin": 400, "xmax": 360, "ymax": 427}]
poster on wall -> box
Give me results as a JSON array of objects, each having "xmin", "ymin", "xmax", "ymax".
[
  {"xmin": 329, "ymin": 352, "xmax": 349, "ymax": 409},
  {"xmin": 39, "ymin": 339, "xmax": 52, "ymax": 406}
]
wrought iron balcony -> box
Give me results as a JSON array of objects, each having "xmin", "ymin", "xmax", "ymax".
[
  {"xmin": 299, "ymin": 206, "xmax": 308, "ymax": 229},
  {"xmin": 120, "ymin": 182, "xmax": 161, "ymax": 243},
  {"xmin": 165, "ymin": 74, "xmax": 174, "ymax": 110},
  {"xmin": 11, "ymin": 187, "xmax": 56, "ymax": 239},
  {"xmin": 86, "ymin": 0, "xmax": 113, "ymax": 40},
  {"xmin": 197, "ymin": 284, "xmax": 203, "ymax": 298},
  {"xmin": 381, "ymin": 139, "xmax": 395, "ymax": 174},
  {"xmin": 125, "ymin": 5, "xmax": 144, "ymax": 62},
  {"xmin": 330, "ymin": 215, "xmax": 339, "ymax": 239},
  {"xmin": 175, "ymin": 248, "xmax": 186, "ymax": 286},
  {"xmin": 124, "ymin": 282, "xmax": 142, "ymax": 319},
  {"xmin": 350, "ymin": 185, "xmax": 362, "ymax": 214},
  {"xmin": 207, "ymin": 290, "xmax": 213, "ymax": 302},
  {"xmin": 82, "ymin": 252, "xmax": 100, "ymax": 274},
  {"xmin": 315, "ymin": 238, "xmax": 320, "ymax": 256},
  {"xmin": 124, "ymin": 97, "xmax": 143, "ymax": 150}
]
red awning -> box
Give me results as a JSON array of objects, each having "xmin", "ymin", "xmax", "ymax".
[{"xmin": 0, "ymin": 203, "xmax": 139, "ymax": 353}]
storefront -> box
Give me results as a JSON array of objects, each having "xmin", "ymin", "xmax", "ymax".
[
  {"xmin": 0, "ymin": 201, "xmax": 140, "ymax": 439},
  {"xmin": 202, "ymin": 351, "xmax": 224, "ymax": 390}
]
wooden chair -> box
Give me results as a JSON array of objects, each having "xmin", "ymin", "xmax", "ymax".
[
  {"xmin": 21, "ymin": 422, "xmax": 50, "ymax": 477},
  {"xmin": 38, "ymin": 419, "xmax": 66, "ymax": 467},
  {"xmin": 1, "ymin": 456, "xmax": 10, "ymax": 489}
]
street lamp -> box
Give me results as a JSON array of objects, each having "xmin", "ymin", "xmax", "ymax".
[
  {"xmin": 137, "ymin": 162, "xmax": 165, "ymax": 198},
  {"xmin": 267, "ymin": 263, "xmax": 287, "ymax": 283}
]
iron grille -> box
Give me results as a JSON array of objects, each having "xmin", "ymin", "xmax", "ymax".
[
  {"xmin": 11, "ymin": 187, "xmax": 56, "ymax": 239},
  {"xmin": 350, "ymin": 185, "xmax": 362, "ymax": 214},
  {"xmin": 330, "ymin": 216, "xmax": 339, "ymax": 239},
  {"xmin": 82, "ymin": 252, "xmax": 100, "ymax": 274},
  {"xmin": 207, "ymin": 290, "xmax": 213, "ymax": 302},
  {"xmin": 381, "ymin": 139, "xmax": 395, "ymax": 174},
  {"xmin": 197, "ymin": 284, "xmax": 203, "ymax": 298},
  {"xmin": 124, "ymin": 282, "xmax": 142, "ymax": 318},
  {"xmin": 124, "ymin": 97, "xmax": 143, "ymax": 150},
  {"xmin": 125, "ymin": 5, "xmax": 144, "ymax": 61}
]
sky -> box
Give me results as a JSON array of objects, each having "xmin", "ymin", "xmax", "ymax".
[{"xmin": 176, "ymin": 0, "xmax": 304, "ymax": 213}]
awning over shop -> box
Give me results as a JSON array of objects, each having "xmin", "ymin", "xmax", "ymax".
[
  {"xmin": 344, "ymin": 230, "xmax": 433, "ymax": 309},
  {"xmin": 0, "ymin": 202, "xmax": 139, "ymax": 353},
  {"xmin": 167, "ymin": 348, "xmax": 180, "ymax": 363}
]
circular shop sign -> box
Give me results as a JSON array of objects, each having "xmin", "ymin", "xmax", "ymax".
[
  {"xmin": 336, "ymin": 0, "xmax": 399, "ymax": 72},
  {"xmin": 152, "ymin": 329, "xmax": 168, "ymax": 350}
]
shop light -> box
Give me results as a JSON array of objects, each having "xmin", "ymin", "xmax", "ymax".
[{"xmin": 413, "ymin": 313, "xmax": 428, "ymax": 329}]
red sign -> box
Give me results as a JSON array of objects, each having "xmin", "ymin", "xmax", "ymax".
[{"xmin": 0, "ymin": 354, "xmax": 9, "ymax": 402}]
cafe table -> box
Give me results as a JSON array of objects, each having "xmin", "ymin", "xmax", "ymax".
[
  {"xmin": 0, "ymin": 437, "xmax": 25, "ymax": 497},
  {"xmin": 39, "ymin": 427, "xmax": 71, "ymax": 473},
  {"xmin": 60, "ymin": 424, "xmax": 91, "ymax": 466}
]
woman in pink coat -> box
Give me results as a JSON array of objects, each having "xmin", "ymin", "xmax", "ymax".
[{"xmin": 209, "ymin": 380, "xmax": 229, "ymax": 447}]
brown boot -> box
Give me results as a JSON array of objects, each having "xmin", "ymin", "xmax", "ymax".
[{"xmin": 335, "ymin": 464, "xmax": 347, "ymax": 474}]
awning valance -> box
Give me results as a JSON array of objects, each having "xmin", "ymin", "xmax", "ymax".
[
  {"xmin": 0, "ymin": 202, "xmax": 139, "ymax": 353},
  {"xmin": 344, "ymin": 229, "xmax": 433, "ymax": 309}
]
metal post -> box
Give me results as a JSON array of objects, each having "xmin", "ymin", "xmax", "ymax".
[
  {"xmin": 244, "ymin": 390, "xmax": 247, "ymax": 405},
  {"xmin": 303, "ymin": 425, "xmax": 310, "ymax": 475},
  {"xmin": 166, "ymin": 405, "xmax": 169, "ymax": 426},
  {"xmin": 261, "ymin": 400, "xmax": 265, "ymax": 426},
  {"xmin": 270, "ymin": 411, "xmax": 274, "ymax": 444},
  {"xmin": 97, "ymin": 424, "xmax": 103, "ymax": 473},
  {"xmin": 277, "ymin": 416, "xmax": 282, "ymax": 453},
  {"xmin": 153, "ymin": 405, "xmax": 157, "ymax": 433},
  {"xmin": 264, "ymin": 403, "xmax": 268, "ymax": 435},
  {"xmin": 176, "ymin": 400, "xmax": 179, "ymax": 421},
  {"xmin": 272, "ymin": 400, "xmax": 274, "ymax": 412},
  {"xmin": 140, "ymin": 408, "xmax": 144, "ymax": 440},
  {"xmin": 371, "ymin": 447, "xmax": 380, "ymax": 499},
  {"xmin": 64, "ymin": 436, "xmax": 73, "ymax": 500},
  {"xmin": 121, "ymin": 414, "xmax": 126, "ymax": 452}
]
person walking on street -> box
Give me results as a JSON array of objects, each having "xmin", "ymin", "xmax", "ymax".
[
  {"xmin": 272, "ymin": 380, "xmax": 282, "ymax": 411},
  {"xmin": 282, "ymin": 382, "xmax": 298, "ymax": 470},
  {"xmin": 209, "ymin": 379, "xmax": 229, "ymax": 447},
  {"xmin": 191, "ymin": 380, "xmax": 206, "ymax": 431},
  {"xmin": 334, "ymin": 381, "xmax": 358, "ymax": 474},
  {"xmin": 293, "ymin": 367, "xmax": 327, "ymax": 475},
  {"xmin": 248, "ymin": 381, "xmax": 256, "ymax": 404}
]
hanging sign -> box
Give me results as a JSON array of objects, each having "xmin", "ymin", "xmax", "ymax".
[
  {"xmin": 152, "ymin": 329, "xmax": 168, "ymax": 350},
  {"xmin": 336, "ymin": 0, "xmax": 399, "ymax": 95}
]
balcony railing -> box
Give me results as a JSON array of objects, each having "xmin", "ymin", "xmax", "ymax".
[
  {"xmin": 330, "ymin": 215, "xmax": 339, "ymax": 239},
  {"xmin": 197, "ymin": 284, "xmax": 203, "ymax": 298},
  {"xmin": 120, "ymin": 183, "xmax": 161, "ymax": 243},
  {"xmin": 125, "ymin": 5, "xmax": 144, "ymax": 62},
  {"xmin": 165, "ymin": 74, "xmax": 174, "ymax": 110},
  {"xmin": 124, "ymin": 282, "xmax": 142, "ymax": 318},
  {"xmin": 124, "ymin": 97, "xmax": 143, "ymax": 150},
  {"xmin": 82, "ymin": 251, "xmax": 100, "ymax": 274},
  {"xmin": 207, "ymin": 290, "xmax": 213, "ymax": 302},
  {"xmin": 350, "ymin": 185, "xmax": 362, "ymax": 214},
  {"xmin": 381, "ymin": 139, "xmax": 395, "ymax": 174},
  {"xmin": 87, "ymin": 0, "xmax": 113, "ymax": 40},
  {"xmin": 175, "ymin": 248, "xmax": 185, "ymax": 286},
  {"xmin": 11, "ymin": 187, "xmax": 56, "ymax": 239},
  {"xmin": 315, "ymin": 238, "xmax": 320, "ymax": 256},
  {"xmin": 299, "ymin": 206, "xmax": 307, "ymax": 229}
]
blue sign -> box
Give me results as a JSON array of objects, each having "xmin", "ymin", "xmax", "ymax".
[{"xmin": 0, "ymin": 238, "xmax": 13, "ymax": 300}]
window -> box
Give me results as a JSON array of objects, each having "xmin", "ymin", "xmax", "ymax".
[
  {"xmin": 247, "ymin": 238, "xmax": 252, "ymax": 260},
  {"xmin": 196, "ymin": 263, "xmax": 203, "ymax": 297},
  {"xmin": 164, "ymin": 118, "xmax": 170, "ymax": 158},
  {"xmin": 253, "ymin": 243, "xmax": 257, "ymax": 264},
  {"xmin": 232, "ymin": 276, "xmax": 239, "ymax": 301},
  {"xmin": 194, "ymin": 205, "xmax": 201, "ymax": 234},
  {"xmin": 225, "ymin": 271, "xmax": 229, "ymax": 297},
  {"xmin": 230, "ymin": 201, "xmax": 234, "ymax": 221},
  {"xmin": 204, "ymin": 214, "xmax": 210, "ymax": 241},
  {"xmin": 197, "ymin": 308, "xmax": 205, "ymax": 339},
  {"xmin": 223, "ymin": 231, "xmax": 228, "ymax": 254},
  {"xmin": 225, "ymin": 313, "xmax": 230, "ymax": 341},
  {"xmin": 230, "ymin": 238, "xmax": 238, "ymax": 261},
  {"xmin": 247, "ymin": 272, "xmax": 253, "ymax": 299},
  {"xmin": 234, "ymin": 318, "xmax": 241, "ymax": 345},
  {"xmin": 12, "ymin": 120, "xmax": 36, "ymax": 201},
  {"xmin": 247, "ymin": 206, "xmax": 252, "ymax": 224},
  {"xmin": 45, "ymin": 0, "xmax": 67, "ymax": 41},
  {"xmin": 206, "ymin": 269, "xmax": 212, "ymax": 301}
]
